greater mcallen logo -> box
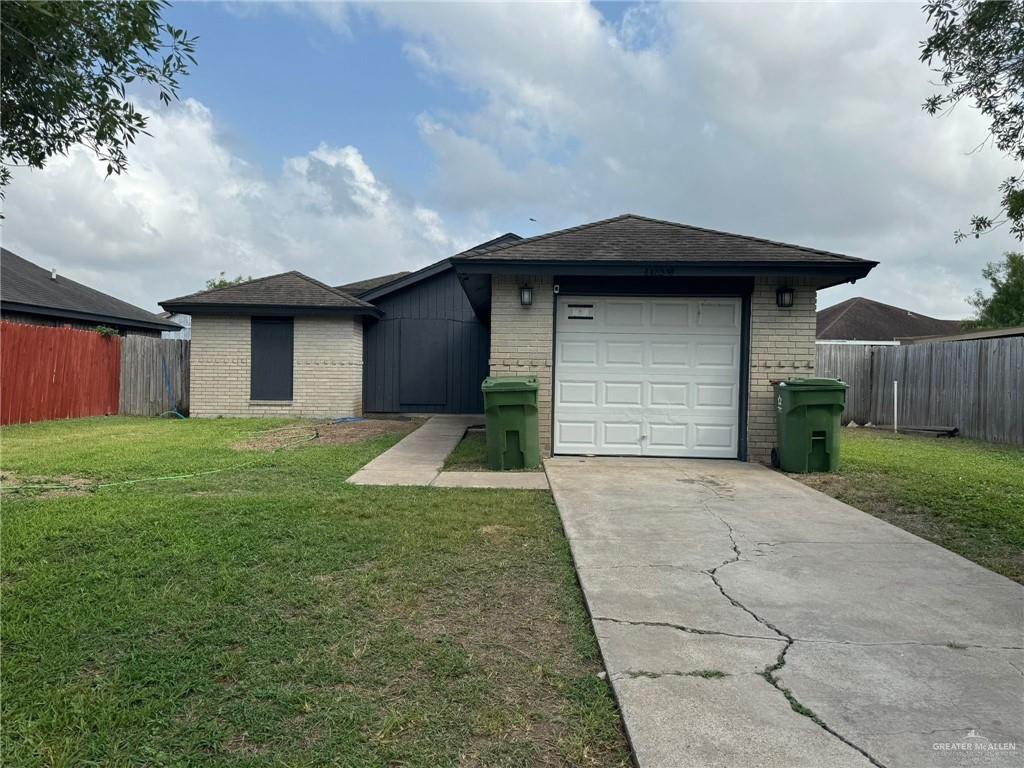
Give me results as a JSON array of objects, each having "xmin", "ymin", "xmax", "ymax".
[{"xmin": 933, "ymin": 729, "xmax": 1017, "ymax": 753}]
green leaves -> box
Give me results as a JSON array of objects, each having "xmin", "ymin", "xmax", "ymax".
[
  {"xmin": 0, "ymin": 1, "xmax": 197, "ymax": 192},
  {"xmin": 966, "ymin": 251, "xmax": 1024, "ymax": 326},
  {"xmin": 920, "ymin": 0, "xmax": 1024, "ymax": 241}
]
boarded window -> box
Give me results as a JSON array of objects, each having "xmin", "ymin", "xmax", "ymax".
[{"xmin": 251, "ymin": 317, "xmax": 293, "ymax": 400}]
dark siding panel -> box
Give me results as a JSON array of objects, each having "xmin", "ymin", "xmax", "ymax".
[
  {"xmin": 251, "ymin": 317, "xmax": 293, "ymax": 400},
  {"xmin": 363, "ymin": 269, "xmax": 487, "ymax": 414}
]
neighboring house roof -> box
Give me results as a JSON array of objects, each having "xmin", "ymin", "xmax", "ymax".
[
  {"xmin": 160, "ymin": 271, "xmax": 381, "ymax": 316},
  {"xmin": 455, "ymin": 214, "xmax": 871, "ymax": 267},
  {"xmin": 1, "ymin": 248, "xmax": 179, "ymax": 332},
  {"xmin": 335, "ymin": 271, "xmax": 411, "ymax": 297},
  {"xmin": 898, "ymin": 325, "xmax": 1023, "ymax": 344},
  {"xmin": 817, "ymin": 297, "xmax": 962, "ymax": 341}
]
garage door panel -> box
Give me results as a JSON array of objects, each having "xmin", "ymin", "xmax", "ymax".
[
  {"xmin": 560, "ymin": 340, "xmax": 598, "ymax": 364},
  {"xmin": 604, "ymin": 382, "xmax": 643, "ymax": 406},
  {"xmin": 554, "ymin": 296, "xmax": 741, "ymax": 458},
  {"xmin": 606, "ymin": 341, "xmax": 644, "ymax": 366},
  {"xmin": 559, "ymin": 381, "xmax": 597, "ymax": 406}
]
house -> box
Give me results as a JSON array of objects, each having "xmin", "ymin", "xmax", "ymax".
[
  {"xmin": 816, "ymin": 297, "xmax": 961, "ymax": 345},
  {"xmin": 161, "ymin": 214, "xmax": 876, "ymax": 463},
  {"xmin": 1, "ymin": 248, "xmax": 179, "ymax": 336},
  {"xmin": 898, "ymin": 325, "xmax": 1024, "ymax": 344},
  {"xmin": 158, "ymin": 311, "xmax": 192, "ymax": 340}
]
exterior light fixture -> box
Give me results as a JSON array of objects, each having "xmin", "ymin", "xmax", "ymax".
[
  {"xmin": 776, "ymin": 286, "xmax": 795, "ymax": 308},
  {"xmin": 520, "ymin": 284, "xmax": 534, "ymax": 306}
]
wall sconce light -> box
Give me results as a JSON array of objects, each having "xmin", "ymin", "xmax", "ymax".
[
  {"xmin": 776, "ymin": 286, "xmax": 795, "ymax": 308},
  {"xmin": 520, "ymin": 284, "xmax": 534, "ymax": 306}
]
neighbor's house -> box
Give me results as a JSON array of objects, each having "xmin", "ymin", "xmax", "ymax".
[
  {"xmin": 816, "ymin": 297, "xmax": 961, "ymax": 346},
  {"xmin": 159, "ymin": 311, "xmax": 192, "ymax": 340},
  {"xmin": 161, "ymin": 214, "xmax": 876, "ymax": 463},
  {"xmin": 1, "ymin": 248, "xmax": 179, "ymax": 336}
]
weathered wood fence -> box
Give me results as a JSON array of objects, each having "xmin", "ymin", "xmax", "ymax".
[
  {"xmin": 1, "ymin": 322, "xmax": 190, "ymax": 424},
  {"xmin": 119, "ymin": 335, "xmax": 190, "ymax": 416},
  {"xmin": 816, "ymin": 337, "xmax": 1024, "ymax": 445}
]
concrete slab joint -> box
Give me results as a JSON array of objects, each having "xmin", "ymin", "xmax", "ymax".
[{"xmin": 546, "ymin": 456, "xmax": 1024, "ymax": 768}]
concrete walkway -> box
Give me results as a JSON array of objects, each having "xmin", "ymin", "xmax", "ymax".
[
  {"xmin": 347, "ymin": 415, "xmax": 548, "ymax": 489},
  {"xmin": 546, "ymin": 456, "xmax": 1023, "ymax": 768}
]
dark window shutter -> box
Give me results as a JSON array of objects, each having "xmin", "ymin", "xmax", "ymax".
[{"xmin": 251, "ymin": 317, "xmax": 293, "ymax": 400}]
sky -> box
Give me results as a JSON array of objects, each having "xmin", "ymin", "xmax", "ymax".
[{"xmin": 2, "ymin": 1, "xmax": 1018, "ymax": 319}]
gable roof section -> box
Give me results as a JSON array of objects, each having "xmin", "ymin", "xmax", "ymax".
[
  {"xmin": 455, "ymin": 214, "xmax": 872, "ymax": 267},
  {"xmin": 817, "ymin": 297, "xmax": 962, "ymax": 341},
  {"xmin": 335, "ymin": 270, "xmax": 411, "ymax": 297},
  {"xmin": 1, "ymin": 248, "xmax": 179, "ymax": 331},
  {"xmin": 161, "ymin": 271, "xmax": 380, "ymax": 316},
  {"xmin": 356, "ymin": 233, "xmax": 523, "ymax": 303}
]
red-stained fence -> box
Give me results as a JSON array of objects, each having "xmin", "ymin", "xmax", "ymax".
[{"xmin": 1, "ymin": 322, "xmax": 122, "ymax": 425}]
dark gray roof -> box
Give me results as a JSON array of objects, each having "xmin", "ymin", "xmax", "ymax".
[
  {"xmin": 817, "ymin": 297, "xmax": 963, "ymax": 341},
  {"xmin": 335, "ymin": 270, "xmax": 411, "ymax": 297},
  {"xmin": 1, "ymin": 248, "xmax": 179, "ymax": 331},
  {"xmin": 456, "ymin": 214, "xmax": 871, "ymax": 265},
  {"xmin": 161, "ymin": 271, "xmax": 379, "ymax": 315}
]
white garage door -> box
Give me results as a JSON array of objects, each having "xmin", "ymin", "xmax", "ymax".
[{"xmin": 554, "ymin": 296, "xmax": 742, "ymax": 458}]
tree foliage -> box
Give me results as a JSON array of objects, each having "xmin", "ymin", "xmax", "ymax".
[
  {"xmin": 921, "ymin": 0, "xmax": 1024, "ymax": 241},
  {"xmin": 0, "ymin": 1, "xmax": 196, "ymax": 190},
  {"xmin": 967, "ymin": 251, "xmax": 1024, "ymax": 326},
  {"xmin": 205, "ymin": 272, "xmax": 252, "ymax": 291}
]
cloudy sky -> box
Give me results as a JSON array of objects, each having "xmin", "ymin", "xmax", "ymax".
[{"xmin": 2, "ymin": 1, "xmax": 1017, "ymax": 318}]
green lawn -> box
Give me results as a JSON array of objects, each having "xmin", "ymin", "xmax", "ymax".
[
  {"xmin": 1, "ymin": 417, "xmax": 628, "ymax": 767},
  {"xmin": 443, "ymin": 431, "xmax": 543, "ymax": 472},
  {"xmin": 795, "ymin": 428, "xmax": 1024, "ymax": 582}
]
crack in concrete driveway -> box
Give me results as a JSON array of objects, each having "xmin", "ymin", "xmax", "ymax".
[{"xmin": 546, "ymin": 456, "xmax": 1024, "ymax": 768}]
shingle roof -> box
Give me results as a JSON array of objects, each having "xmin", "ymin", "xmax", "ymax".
[
  {"xmin": 456, "ymin": 214, "xmax": 870, "ymax": 265},
  {"xmin": 161, "ymin": 271, "xmax": 378, "ymax": 313},
  {"xmin": 334, "ymin": 271, "xmax": 411, "ymax": 297},
  {"xmin": 1, "ymin": 248, "xmax": 179, "ymax": 331},
  {"xmin": 817, "ymin": 297, "xmax": 963, "ymax": 341}
]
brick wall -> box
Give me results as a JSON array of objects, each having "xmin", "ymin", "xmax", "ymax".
[
  {"xmin": 747, "ymin": 278, "xmax": 817, "ymax": 463},
  {"xmin": 489, "ymin": 275, "xmax": 554, "ymax": 454},
  {"xmin": 190, "ymin": 315, "xmax": 362, "ymax": 418}
]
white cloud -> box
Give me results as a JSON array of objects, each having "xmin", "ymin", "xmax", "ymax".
[
  {"xmin": 1, "ymin": 99, "xmax": 471, "ymax": 312},
  {"xmin": 363, "ymin": 1, "xmax": 1019, "ymax": 318}
]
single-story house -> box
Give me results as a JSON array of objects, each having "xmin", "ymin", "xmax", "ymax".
[
  {"xmin": 2, "ymin": 248, "xmax": 180, "ymax": 336},
  {"xmin": 161, "ymin": 214, "xmax": 876, "ymax": 463},
  {"xmin": 816, "ymin": 297, "xmax": 961, "ymax": 345}
]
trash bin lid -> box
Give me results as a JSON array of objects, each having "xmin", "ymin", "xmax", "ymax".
[
  {"xmin": 776, "ymin": 377, "xmax": 847, "ymax": 390},
  {"xmin": 481, "ymin": 375, "xmax": 539, "ymax": 391}
]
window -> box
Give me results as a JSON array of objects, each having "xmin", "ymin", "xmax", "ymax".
[{"xmin": 250, "ymin": 317, "xmax": 293, "ymax": 400}]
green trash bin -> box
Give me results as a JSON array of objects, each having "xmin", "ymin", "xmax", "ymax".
[
  {"xmin": 481, "ymin": 376, "xmax": 540, "ymax": 470},
  {"xmin": 772, "ymin": 378, "xmax": 847, "ymax": 473}
]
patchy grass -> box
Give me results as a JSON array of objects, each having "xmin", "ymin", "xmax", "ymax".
[
  {"xmin": 2, "ymin": 417, "xmax": 629, "ymax": 767},
  {"xmin": 443, "ymin": 430, "xmax": 544, "ymax": 473},
  {"xmin": 794, "ymin": 428, "xmax": 1024, "ymax": 582}
]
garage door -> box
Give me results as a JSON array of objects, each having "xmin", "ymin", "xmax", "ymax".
[{"xmin": 554, "ymin": 296, "xmax": 742, "ymax": 458}]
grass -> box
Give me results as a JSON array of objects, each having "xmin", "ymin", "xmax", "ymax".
[
  {"xmin": 794, "ymin": 427, "xmax": 1024, "ymax": 582},
  {"xmin": 443, "ymin": 431, "xmax": 543, "ymax": 473},
  {"xmin": 1, "ymin": 417, "xmax": 629, "ymax": 767}
]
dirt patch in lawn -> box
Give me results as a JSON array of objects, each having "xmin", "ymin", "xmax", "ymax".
[
  {"xmin": 235, "ymin": 418, "xmax": 422, "ymax": 452},
  {"xmin": 1, "ymin": 470, "xmax": 93, "ymax": 499}
]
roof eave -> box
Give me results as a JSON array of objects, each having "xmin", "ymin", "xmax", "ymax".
[
  {"xmin": 359, "ymin": 259, "xmax": 453, "ymax": 302},
  {"xmin": 450, "ymin": 258, "xmax": 876, "ymax": 287},
  {"xmin": 158, "ymin": 301, "xmax": 382, "ymax": 318},
  {"xmin": 1, "ymin": 301, "xmax": 180, "ymax": 331}
]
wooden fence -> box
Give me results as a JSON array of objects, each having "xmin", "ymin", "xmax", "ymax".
[
  {"xmin": 1, "ymin": 322, "xmax": 122, "ymax": 425},
  {"xmin": 816, "ymin": 337, "xmax": 1024, "ymax": 444},
  {"xmin": 119, "ymin": 335, "xmax": 190, "ymax": 416}
]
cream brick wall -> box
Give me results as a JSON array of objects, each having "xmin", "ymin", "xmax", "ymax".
[
  {"xmin": 489, "ymin": 275, "xmax": 554, "ymax": 454},
  {"xmin": 190, "ymin": 315, "xmax": 363, "ymax": 419},
  {"xmin": 747, "ymin": 278, "xmax": 817, "ymax": 463},
  {"xmin": 489, "ymin": 274, "xmax": 817, "ymax": 462}
]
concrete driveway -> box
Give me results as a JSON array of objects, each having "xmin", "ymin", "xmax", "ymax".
[{"xmin": 546, "ymin": 457, "xmax": 1023, "ymax": 768}]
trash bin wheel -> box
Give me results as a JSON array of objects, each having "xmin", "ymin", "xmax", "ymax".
[{"xmin": 770, "ymin": 447, "xmax": 780, "ymax": 469}]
